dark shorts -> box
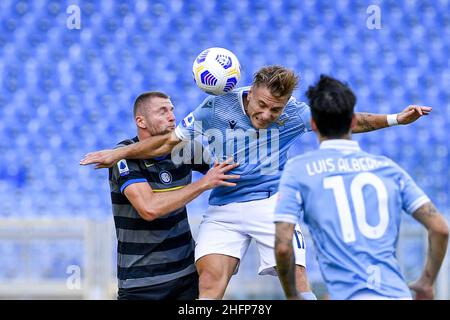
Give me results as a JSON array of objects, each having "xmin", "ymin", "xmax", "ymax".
[{"xmin": 117, "ymin": 272, "xmax": 199, "ymax": 300}]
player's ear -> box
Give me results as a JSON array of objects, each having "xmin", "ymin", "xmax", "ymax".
[
  {"xmin": 135, "ymin": 115, "xmax": 147, "ymax": 129},
  {"xmin": 311, "ymin": 118, "xmax": 318, "ymax": 133}
]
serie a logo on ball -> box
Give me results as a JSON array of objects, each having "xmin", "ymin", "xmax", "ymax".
[{"xmin": 192, "ymin": 47, "xmax": 241, "ymax": 96}]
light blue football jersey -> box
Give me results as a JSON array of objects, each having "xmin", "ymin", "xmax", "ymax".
[
  {"xmin": 274, "ymin": 139, "xmax": 430, "ymax": 300},
  {"xmin": 175, "ymin": 86, "xmax": 312, "ymax": 205}
]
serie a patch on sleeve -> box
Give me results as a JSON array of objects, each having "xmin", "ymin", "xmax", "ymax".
[
  {"xmin": 117, "ymin": 159, "xmax": 130, "ymax": 176},
  {"xmin": 181, "ymin": 112, "xmax": 195, "ymax": 128}
]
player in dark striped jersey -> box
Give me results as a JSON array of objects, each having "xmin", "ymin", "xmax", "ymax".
[{"xmin": 109, "ymin": 92, "xmax": 239, "ymax": 299}]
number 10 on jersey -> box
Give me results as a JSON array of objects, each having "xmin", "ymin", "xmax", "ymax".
[{"xmin": 323, "ymin": 172, "xmax": 390, "ymax": 243}]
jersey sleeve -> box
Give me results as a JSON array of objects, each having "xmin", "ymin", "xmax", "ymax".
[
  {"xmin": 293, "ymin": 98, "xmax": 312, "ymax": 132},
  {"xmin": 395, "ymin": 164, "xmax": 430, "ymax": 215},
  {"xmin": 110, "ymin": 144, "xmax": 147, "ymax": 194},
  {"xmin": 274, "ymin": 160, "xmax": 304, "ymax": 224},
  {"xmin": 174, "ymin": 95, "xmax": 214, "ymax": 141}
]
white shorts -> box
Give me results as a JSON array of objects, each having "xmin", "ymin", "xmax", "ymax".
[{"xmin": 195, "ymin": 193, "xmax": 306, "ymax": 276}]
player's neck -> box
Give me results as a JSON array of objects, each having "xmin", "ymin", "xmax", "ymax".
[
  {"xmin": 318, "ymin": 133, "xmax": 352, "ymax": 143},
  {"xmin": 137, "ymin": 129, "xmax": 151, "ymax": 141}
]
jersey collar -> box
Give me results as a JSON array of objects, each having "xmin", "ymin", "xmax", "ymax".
[{"xmin": 319, "ymin": 139, "xmax": 361, "ymax": 151}]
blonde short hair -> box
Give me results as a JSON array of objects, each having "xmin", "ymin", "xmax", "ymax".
[{"xmin": 252, "ymin": 65, "xmax": 299, "ymax": 98}]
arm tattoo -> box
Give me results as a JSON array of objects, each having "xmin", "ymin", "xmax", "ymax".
[
  {"xmin": 355, "ymin": 113, "xmax": 377, "ymax": 132},
  {"xmin": 416, "ymin": 202, "xmax": 438, "ymax": 218}
]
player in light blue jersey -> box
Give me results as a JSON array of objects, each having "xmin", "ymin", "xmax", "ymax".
[
  {"xmin": 274, "ymin": 75, "xmax": 449, "ymax": 300},
  {"xmin": 81, "ymin": 66, "xmax": 432, "ymax": 300}
]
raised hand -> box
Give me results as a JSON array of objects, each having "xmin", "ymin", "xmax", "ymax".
[
  {"xmin": 397, "ymin": 105, "xmax": 432, "ymax": 125},
  {"xmin": 79, "ymin": 149, "xmax": 120, "ymax": 169}
]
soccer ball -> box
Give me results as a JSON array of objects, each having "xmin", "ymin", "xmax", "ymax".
[{"xmin": 192, "ymin": 47, "xmax": 241, "ymax": 95}]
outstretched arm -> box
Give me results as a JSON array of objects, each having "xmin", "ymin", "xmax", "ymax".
[
  {"xmin": 125, "ymin": 160, "xmax": 240, "ymax": 221},
  {"xmin": 80, "ymin": 131, "xmax": 182, "ymax": 169},
  {"xmin": 353, "ymin": 105, "xmax": 432, "ymax": 133}
]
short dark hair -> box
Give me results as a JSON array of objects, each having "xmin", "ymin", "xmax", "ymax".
[
  {"xmin": 306, "ymin": 75, "xmax": 356, "ymax": 138},
  {"xmin": 253, "ymin": 65, "xmax": 299, "ymax": 98},
  {"xmin": 133, "ymin": 91, "xmax": 170, "ymax": 116}
]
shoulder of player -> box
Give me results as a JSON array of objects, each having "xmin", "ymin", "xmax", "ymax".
[
  {"xmin": 232, "ymin": 85, "xmax": 251, "ymax": 93},
  {"xmin": 114, "ymin": 137, "xmax": 138, "ymax": 149},
  {"xmin": 111, "ymin": 138, "xmax": 143, "ymax": 168},
  {"xmin": 283, "ymin": 97, "xmax": 310, "ymax": 124},
  {"xmin": 286, "ymin": 150, "xmax": 319, "ymax": 166},
  {"xmin": 380, "ymin": 155, "xmax": 406, "ymax": 172},
  {"xmin": 198, "ymin": 86, "xmax": 248, "ymax": 115},
  {"xmin": 358, "ymin": 151, "xmax": 405, "ymax": 173},
  {"xmin": 286, "ymin": 96, "xmax": 309, "ymax": 110},
  {"xmin": 214, "ymin": 86, "xmax": 249, "ymax": 103},
  {"xmin": 365, "ymin": 152, "xmax": 397, "ymax": 166}
]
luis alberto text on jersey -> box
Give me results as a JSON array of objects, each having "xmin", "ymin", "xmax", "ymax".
[
  {"xmin": 174, "ymin": 86, "xmax": 312, "ymax": 205},
  {"xmin": 274, "ymin": 140, "xmax": 430, "ymax": 299}
]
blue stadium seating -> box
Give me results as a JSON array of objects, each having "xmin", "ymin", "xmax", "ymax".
[{"xmin": 0, "ymin": 0, "xmax": 449, "ymax": 288}]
